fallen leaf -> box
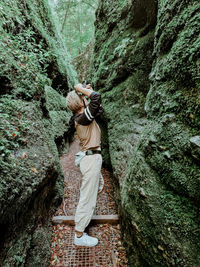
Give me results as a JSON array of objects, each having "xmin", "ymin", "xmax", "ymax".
[
  {"xmin": 19, "ymin": 63, "xmax": 26, "ymax": 68},
  {"xmin": 190, "ymin": 113, "xmax": 194, "ymax": 119},
  {"xmin": 31, "ymin": 167, "xmax": 38, "ymax": 173},
  {"xmin": 158, "ymin": 245, "xmax": 164, "ymax": 251}
]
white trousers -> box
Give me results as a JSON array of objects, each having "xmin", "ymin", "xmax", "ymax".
[{"xmin": 75, "ymin": 154, "xmax": 102, "ymax": 232}]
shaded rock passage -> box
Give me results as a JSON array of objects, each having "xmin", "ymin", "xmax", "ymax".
[{"xmin": 50, "ymin": 139, "xmax": 128, "ymax": 266}]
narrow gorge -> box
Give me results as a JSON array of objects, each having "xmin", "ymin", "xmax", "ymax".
[{"xmin": 0, "ymin": 0, "xmax": 200, "ymax": 266}]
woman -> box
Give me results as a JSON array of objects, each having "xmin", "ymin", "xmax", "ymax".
[{"xmin": 66, "ymin": 83, "xmax": 104, "ymax": 247}]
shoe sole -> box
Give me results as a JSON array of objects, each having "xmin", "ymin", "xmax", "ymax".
[{"xmin": 74, "ymin": 242, "xmax": 98, "ymax": 247}]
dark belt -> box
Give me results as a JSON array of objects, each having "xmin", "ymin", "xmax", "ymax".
[{"xmin": 85, "ymin": 150, "xmax": 101, "ymax": 156}]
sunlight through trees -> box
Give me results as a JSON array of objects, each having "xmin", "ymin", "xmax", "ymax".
[{"xmin": 49, "ymin": 0, "xmax": 98, "ymax": 58}]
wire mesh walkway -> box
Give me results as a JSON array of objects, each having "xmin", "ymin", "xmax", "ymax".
[{"xmin": 50, "ymin": 139, "xmax": 128, "ymax": 266}]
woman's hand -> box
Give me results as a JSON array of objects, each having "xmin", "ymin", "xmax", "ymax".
[
  {"xmin": 74, "ymin": 83, "xmax": 93, "ymax": 98},
  {"xmin": 74, "ymin": 83, "xmax": 83, "ymax": 93}
]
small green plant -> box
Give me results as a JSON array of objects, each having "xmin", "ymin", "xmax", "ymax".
[
  {"xmin": 0, "ymin": 96, "xmax": 29, "ymax": 160},
  {"xmin": 14, "ymin": 255, "xmax": 23, "ymax": 265},
  {"xmin": 118, "ymin": 0, "xmax": 127, "ymax": 8}
]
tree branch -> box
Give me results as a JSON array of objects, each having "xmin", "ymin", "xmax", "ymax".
[{"xmin": 81, "ymin": 0, "xmax": 96, "ymax": 9}]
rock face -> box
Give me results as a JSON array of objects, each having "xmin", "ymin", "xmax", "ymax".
[
  {"xmin": 92, "ymin": 0, "xmax": 200, "ymax": 266},
  {"xmin": 0, "ymin": 0, "xmax": 75, "ymax": 265},
  {"xmin": 72, "ymin": 41, "xmax": 94, "ymax": 82}
]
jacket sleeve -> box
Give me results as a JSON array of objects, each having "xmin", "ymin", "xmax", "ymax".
[
  {"xmin": 95, "ymin": 105, "xmax": 104, "ymax": 118},
  {"xmin": 75, "ymin": 92, "xmax": 103, "ymax": 126}
]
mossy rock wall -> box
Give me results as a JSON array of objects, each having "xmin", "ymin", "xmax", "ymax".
[
  {"xmin": 92, "ymin": 0, "xmax": 200, "ymax": 266},
  {"xmin": 72, "ymin": 41, "xmax": 94, "ymax": 82},
  {"xmin": 0, "ymin": 0, "xmax": 78, "ymax": 98},
  {"xmin": 0, "ymin": 0, "xmax": 75, "ymax": 265},
  {"xmin": 0, "ymin": 87, "xmax": 72, "ymax": 266}
]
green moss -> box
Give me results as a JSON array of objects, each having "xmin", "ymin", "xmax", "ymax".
[
  {"xmin": 49, "ymin": 110, "xmax": 70, "ymax": 136},
  {"xmin": 45, "ymin": 85, "xmax": 67, "ymax": 111},
  {"xmin": 0, "ymin": 98, "xmax": 59, "ymax": 263},
  {"xmin": 122, "ymin": 149, "xmax": 200, "ymax": 266}
]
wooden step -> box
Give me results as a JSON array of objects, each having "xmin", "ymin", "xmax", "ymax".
[{"xmin": 52, "ymin": 215, "xmax": 119, "ymax": 225}]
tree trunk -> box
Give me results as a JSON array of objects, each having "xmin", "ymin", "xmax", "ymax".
[{"xmin": 61, "ymin": 0, "xmax": 71, "ymax": 33}]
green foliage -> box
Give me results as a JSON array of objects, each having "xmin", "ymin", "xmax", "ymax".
[
  {"xmin": 45, "ymin": 85, "xmax": 67, "ymax": 111},
  {"xmin": 0, "ymin": 29, "xmax": 52, "ymax": 98},
  {"xmin": 51, "ymin": 0, "xmax": 98, "ymax": 58}
]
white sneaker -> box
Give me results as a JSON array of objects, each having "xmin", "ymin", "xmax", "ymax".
[
  {"xmin": 74, "ymin": 233, "xmax": 98, "ymax": 247},
  {"xmin": 98, "ymin": 174, "xmax": 104, "ymax": 193}
]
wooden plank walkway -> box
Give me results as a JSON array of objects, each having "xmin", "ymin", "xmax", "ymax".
[
  {"xmin": 53, "ymin": 215, "xmax": 119, "ymax": 225},
  {"xmin": 50, "ymin": 139, "xmax": 128, "ymax": 266}
]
